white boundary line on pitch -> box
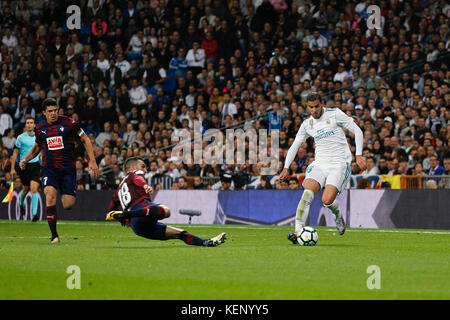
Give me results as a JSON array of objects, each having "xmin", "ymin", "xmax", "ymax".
[{"xmin": 1, "ymin": 220, "xmax": 449, "ymax": 235}]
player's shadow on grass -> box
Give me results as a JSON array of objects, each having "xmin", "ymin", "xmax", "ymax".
[
  {"xmin": 316, "ymin": 244, "xmax": 358, "ymax": 247},
  {"xmin": 102, "ymin": 245, "xmax": 192, "ymax": 250}
]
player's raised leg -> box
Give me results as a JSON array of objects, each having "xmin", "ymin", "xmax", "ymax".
[
  {"xmin": 61, "ymin": 195, "xmax": 76, "ymax": 210},
  {"xmin": 44, "ymin": 186, "xmax": 59, "ymax": 243},
  {"xmin": 322, "ymin": 185, "xmax": 345, "ymax": 235}
]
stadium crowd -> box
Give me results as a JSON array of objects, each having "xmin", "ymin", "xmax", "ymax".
[{"xmin": 0, "ymin": 0, "xmax": 449, "ymax": 191}]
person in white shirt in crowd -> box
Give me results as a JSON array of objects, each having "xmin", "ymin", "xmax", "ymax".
[
  {"xmin": 0, "ymin": 101, "xmax": 13, "ymax": 136},
  {"xmin": 269, "ymin": 47, "xmax": 288, "ymax": 66},
  {"xmin": 333, "ymin": 63, "xmax": 348, "ymax": 83},
  {"xmin": 96, "ymin": 121, "xmax": 113, "ymax": 148},
  {"xmin": 185, "ymin": 85, "xmax": 198, "ymax": 108},
  {"xmin": 115, "ymin": 53, "xmax": 131, "ymax": 78},
  {"xmin": 308, "ymin": 29, "xmax": 328, "ymax": 50},
  {"xmin": 128, "ymin": 78, "xmax": 147, "ymax": 107},
  {"xmin": 198, "ymin": 5, "xmax": 217, "ymax": 28},
  {"xmin": 96, "ymin": 50, "xmax": 110, "ymax": 75},
  {"xmin": 178, "ymin": 104, "xmax": 190, "ymax": 123},
  {"xmin": 67, "ymin": 33, "xmax": 83, "ymax": 56},
  {"xmin": 361, "ymin": 156, "xmax": 379, "ymax": 176},
  {"xmin": 2, "ymin": 27, "xmax": 18, "ymax": 54},
  {"xmin": 298, "ymin": 65, "xmax": 311, "ymax": 83},
  {"xmin": 62, "ymin": 77, "xmax": 79, "ymax": 98},
  {"xmin": 220, "ymin": 93, "xmax": 237, "ymax": 125},
  {"xmin": 2, "ymin": 128, "xmax": 16, "ymax": 151},
  {"xmin": 186, "ymin": 41, "xmax": 205, "ymax": 76},
  {"xmin": 127, "ymin": 29, "xmax": 147, "ymax": 59},
  {"xmin": 123, "ymin": 123, "xmax": 137, "ymax": 147}
]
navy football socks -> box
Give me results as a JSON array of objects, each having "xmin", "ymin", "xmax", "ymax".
[{"xmin": 178, "ymin": 231, "xmax": 208, "ymax": 246}]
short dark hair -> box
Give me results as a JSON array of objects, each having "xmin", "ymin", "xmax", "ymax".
[
  {"xmin": 367, "ymin": 156, "xmax": 376, "ymax": 163},
  {"xmin": 307, "ymin": 92, "xmax": 322, "ymax": 102},
  {"xmin": 123, "ymin": 156, "xmax": 144, "ymax": 172},
  {"xmin": 42, "ymin": 98, "xmax": 57, "ymax": 111},
  {"xmin": 288, "ymin": 177, "xmax": 299, "ymax": 184}
]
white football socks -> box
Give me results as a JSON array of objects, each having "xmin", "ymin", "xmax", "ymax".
[
  {"xmin": 325, "ymin": 198, "xmax": 341, "ymax": 219},
  {"xmin": 295, "ymin": 189, "xmax": 314, "ymax": 232}
]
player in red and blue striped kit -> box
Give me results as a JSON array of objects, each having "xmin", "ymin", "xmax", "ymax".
[
  {"xmin": 106, "ymin": 157, "xmax": 226, "ymax": 247},
  {"xmin": 20, "ymin": 99, "xmax": 99, "ymax": 243}
]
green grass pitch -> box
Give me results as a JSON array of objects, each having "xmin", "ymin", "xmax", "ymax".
[{"xmin": 0, "ymin": 220, "xmax": 449, "ymax": 300}]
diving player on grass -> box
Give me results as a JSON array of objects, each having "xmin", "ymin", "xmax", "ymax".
[
  {"xmin": 106, "ymin": 157, "xmax": 227, "ymax": 247},
  {"xmin": 19, "ymin": 98, "xmax": 99, "ymax": 243},
  {"xmin": 279, "ymin": 93, "xmax": 366, "ymax": 243}
]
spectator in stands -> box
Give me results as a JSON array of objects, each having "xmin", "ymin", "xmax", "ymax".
[
  {"xmin": 428, "ymin": 155, "xmax": 445, "ymax": 177},
  {"xmin": 423, "ymin": 145, "xmax": 437, "ymax": 171},
  {"xmin": 144, "ymin": 57, "xmax": 167, "ymax": 91},
  {"xmin": 219, "ymin": 93, "xmax": 237, "ymax": 125},
  {"xmin": 259, "ymin": 175, "xmax": 273, "ymax": 189},
  {"xmin": 96, "ymin": 121, "xmax": 112, "ymax": 149},
  {"xmin": 1, "ymin": 127, "xmax": 15, "ymax": 154},
  {"xmin": 288, "ymin": 177, "xmax": 300, "ymax": 190},
  {"xmin": 425, "ymin": 179, "xmax": 438, "ymax": 190},
  {"xmin": 362, "ymin": 156, "xmax": 379, "ymax": 176},
  {"xmin": 128, "ymin": 77, "xmax": 147, "ymax": 107},
  {"xmin": 411, "ymin": 162, "xmax": 428, "ymax": 178},
  {"xmin": 438, "ymin": 154, "xmax": 450, "ymax": 189},
  {"xmin": 219, "ymin": 173, "xmax": 233, "ymax": 190},
  {"xmin": 356, "ymin": 178, "xmax": 371, "ymax": 189},
  {"xmin": 193, "ymin": 176, "xmax": 205, "ymax": 190},
  {"xmin": 0, "ymin": 148, "xmax": 12, "ymax": 185},
  {"xmin": 169, "ymin": 47, "xmax": 189, "ymax": 79},
  {"xmin": 0, "ymin": 104, "xmax": 13, "ymax": 136},
  {"xmin": 201, "ymin": 31, "xmax": 218, "ymax": 64},
  {"xmin": 186, "ymin": 41, "xmax": 205, "ymax": 77},
  {"xmin": 116, "ymin": 53, "xmax": 131, "ymax": 78},
  {"xmin": 177, "ymin": 176, "xmax": 189, "ymax": 190}
]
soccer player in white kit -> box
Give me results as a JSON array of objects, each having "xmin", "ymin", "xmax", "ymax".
[{"xmin": 279, "ymin": 93, "xmax": 366, "ymax": 243}]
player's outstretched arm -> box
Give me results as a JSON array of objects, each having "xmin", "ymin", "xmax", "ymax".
[
  {"xmin": 80, "ymin": 134, "xmax": 99, "ymax": 179},
  {"xmin": 281, "ymin": 124, "xmax": 308, "ymax": 180},
  {"xmin": 19, "ymin": 143, "xmax": 41, "ymax": 170}
]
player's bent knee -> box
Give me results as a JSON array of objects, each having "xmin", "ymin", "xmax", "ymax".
[
  {"xmin": 46, "ymin": 197, "xmax": 57, "ymax": 206},
  {"xmin": 322, "ymin": 195, "xmax": 335, "ymax": 206},
  {"xmin": 159, "ymin": 205, "xmax": 170, "ymax": 218}
]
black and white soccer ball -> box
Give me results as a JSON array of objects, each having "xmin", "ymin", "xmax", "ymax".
[{"xmin": 296, "ymin": 227, "xmax": 319, "ymax": 246}]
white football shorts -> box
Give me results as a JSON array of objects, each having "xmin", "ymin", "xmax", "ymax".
[{"xmin": 303, "ymin": 161, "xmax": 351, "ymax": 193}]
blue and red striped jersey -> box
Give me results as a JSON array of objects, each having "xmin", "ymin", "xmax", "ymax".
[{"xmin": 34, "ymin": 116, "xmax": 85, "ymax": 170}]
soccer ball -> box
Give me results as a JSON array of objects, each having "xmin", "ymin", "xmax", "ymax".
[{"xmin": 296, "ymin": 227, "xmax": 319, "ymax": 246}]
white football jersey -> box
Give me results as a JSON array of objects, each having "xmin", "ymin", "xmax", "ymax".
[{"xmin": 285, "ymin": 107, "xmax": 363, "ymax": 167}]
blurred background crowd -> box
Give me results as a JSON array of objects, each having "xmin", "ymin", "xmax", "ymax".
[{"xmin": 0, "ymin": 0, "xmax": 449, "ymax": 191}]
